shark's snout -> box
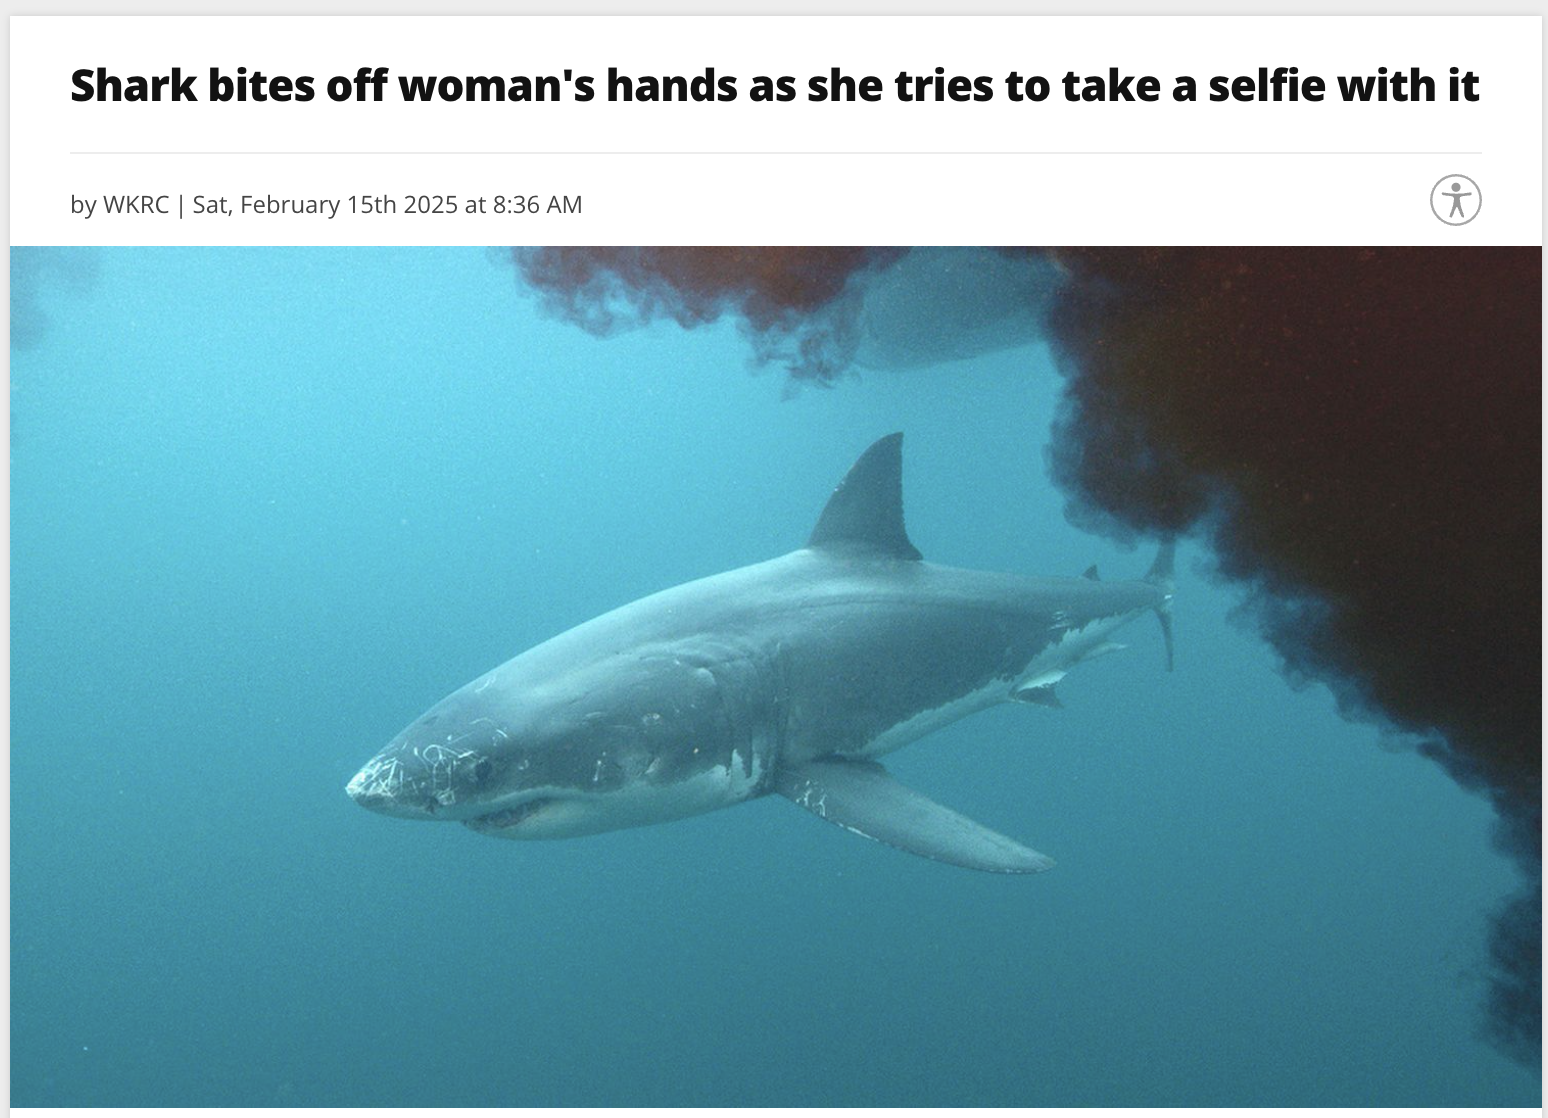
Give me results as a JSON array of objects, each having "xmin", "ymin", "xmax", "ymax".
[{"xmin": 345, "ymin": 755, "xmax": 444, "ymax": 820}]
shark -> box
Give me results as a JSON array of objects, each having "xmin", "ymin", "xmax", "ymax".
[{"xmin": 347, "ymin": 433, "xmax": 1173, "ymax": 873}]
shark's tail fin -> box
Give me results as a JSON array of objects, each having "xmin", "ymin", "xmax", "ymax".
[{"xmin": 1145, "ymin": 541, "xmax": 1176, "ymax": 672}]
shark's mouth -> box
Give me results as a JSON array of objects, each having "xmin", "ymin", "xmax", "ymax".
[{"xmin": 465, "ymin": 796, "xmax": 555, "ymax": 833}]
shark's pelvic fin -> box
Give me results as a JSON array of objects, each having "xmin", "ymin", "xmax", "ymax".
[
  {"xmin": 1146, "ymin": 541, "xmax": 1176, "ymax": 671},
  {"xmin": 1010, "ymin": 681, "xmax": 1063, "ymax": 708},
  {"xmin": 807, "ymin": 433, "xmax": 923, "ymax": 561},
  {"xmin": 773, "ymin": 757, "xmax": 1055, "ymax": 874}
]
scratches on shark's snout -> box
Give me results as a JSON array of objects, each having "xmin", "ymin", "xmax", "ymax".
[
  {"xmin": 345, "ymin": 752, "xmax": 408, "ymax": 805},
  {"xmin": 365, "ymin": 755, "xmax": 402, "ymax": 794},
  {"xmin": 414, "ymin": 742, "xmax": 484, "ymax": 806}
]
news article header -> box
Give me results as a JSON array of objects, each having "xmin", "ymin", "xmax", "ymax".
[
  {"xmin": 10, "ymin": 14, "xmax": 1542, "ymax": 246},
  {"xmin": 67, "ymin": 64, "xmax": 1480, "ymax": 106}
]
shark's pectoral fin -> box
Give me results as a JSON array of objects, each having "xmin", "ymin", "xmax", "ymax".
[{"xmin": 773, "ymin": 758, "xmax": 1055, "ymax": 874}]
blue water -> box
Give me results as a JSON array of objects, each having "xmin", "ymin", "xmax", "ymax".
[{"xmin": 11, "ymin": 247, "xmax": 1539, "ymax": 1106}]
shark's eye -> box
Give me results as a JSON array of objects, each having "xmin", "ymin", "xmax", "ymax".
[{"xmin": 473, "ymin": 758, "xmax": 493, "ymax": 784}]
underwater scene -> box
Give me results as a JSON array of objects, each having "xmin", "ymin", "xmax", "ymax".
[{"xmin": 10, "ymin": 247, "xmax": 1541, "ymax": 1106}]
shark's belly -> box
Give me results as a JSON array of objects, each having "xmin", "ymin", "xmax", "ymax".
[
  {"xmin": 840, "ymin": 675, "xmax": 1012, "ymax": 759},
  {"xmin": 772, "ymin": 599, "xmax": 1049, "ymax": 765}
]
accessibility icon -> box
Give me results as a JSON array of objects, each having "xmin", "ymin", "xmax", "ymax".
[{"xmin": 1430, "ymin": 175, "xmax": 1481, "ymax": 226}]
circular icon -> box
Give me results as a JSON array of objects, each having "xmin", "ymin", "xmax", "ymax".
[{"xmin": 1430, "ymin": 174, "xmax": 1481, "ymax": 226}]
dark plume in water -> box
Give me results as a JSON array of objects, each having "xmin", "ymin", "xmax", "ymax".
[{"xmin": 505, "ymin": 246, "xmax": 1541, "ymax": 1065}]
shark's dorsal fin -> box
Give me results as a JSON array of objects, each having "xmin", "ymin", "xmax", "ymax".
[{"xmin": 807, "ymin": 433, "xmax": 923, "ymax": 560}]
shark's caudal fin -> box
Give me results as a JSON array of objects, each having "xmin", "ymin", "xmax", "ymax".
[
  {"xmin": 774, "ymin": 757, "xmax": 1055, "ymax": 874},
  {"xmin": 807, "ymin": 433, "xmax": 923, "ymax": 561},
  {"xmin": 1146, "ymin": 541, "xmax": 1176, "ymax": 671}
]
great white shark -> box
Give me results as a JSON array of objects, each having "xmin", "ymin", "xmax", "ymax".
[{"xmin": 347, "ymin": 434, "xmax": 1173, "ymax": 873}]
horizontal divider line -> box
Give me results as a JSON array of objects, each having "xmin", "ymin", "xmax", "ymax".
[{"xmin": 71, "ymin": 150, "xmax": 1485, "ymax": 157}]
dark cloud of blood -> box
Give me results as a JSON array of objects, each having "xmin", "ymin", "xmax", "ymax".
[
  {"xmin": 508, "ymin": 247, "xmax": 905, "ymax": 382},
  {"xmin": 509, "ymin": 246, "xmax": 893, "ymax": 332},
  {"xmin": 503, "ymin": 245, "xmax": 1541, "ymax": 1064},
  {"xmin": 1041, "ymin": 246, "xmax": 1540, "ymax": 1066},
  {"xmin": 508, "ymin": 247, "xmax": 1064, "ymax": 381}
]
